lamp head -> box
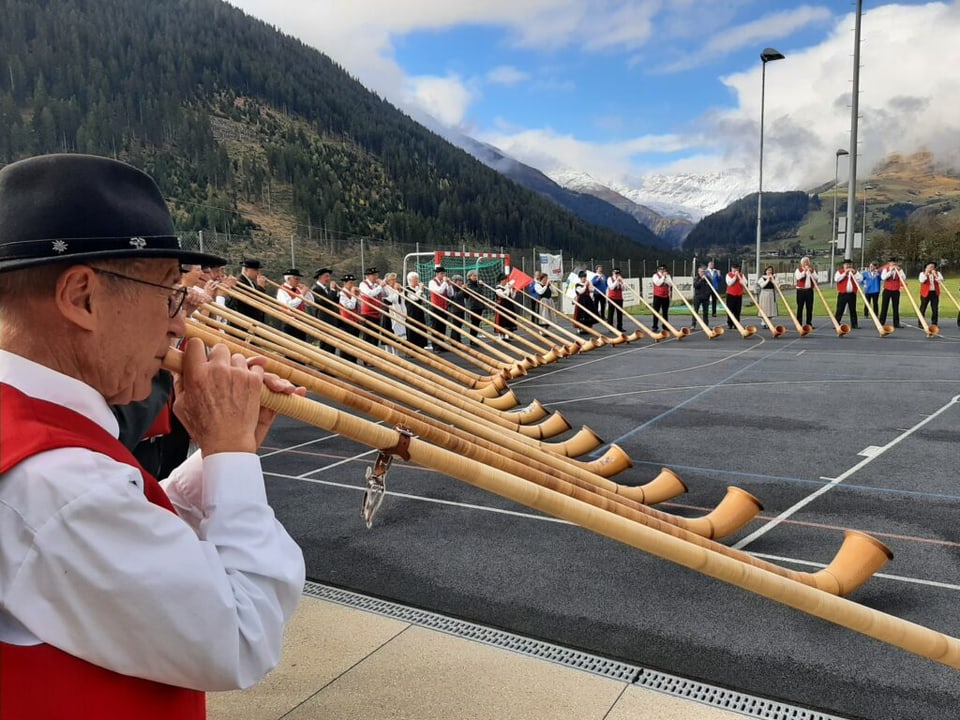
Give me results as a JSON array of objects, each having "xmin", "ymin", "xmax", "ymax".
[
  {"xmin": 836, "ymin": 148, "xmax": 850, "ymax": 157},
  {"xmin": 761, "ymin": 48, "xmax": 785, "ymax": 63}
]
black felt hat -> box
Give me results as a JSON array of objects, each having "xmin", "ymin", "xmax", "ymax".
[
  {"xmin": 341, "ymin": 273, "xmax": 356, "ymax": 282},
  {"xmin": 0, "ymin": 154, "xmax": 224, "ymax": 272},
  {"xmin": 365, "ymin": 266, "xmax": 379, "ymax": 275},
  {"xmin": 241, "ymin": 259, "xmax": 263, "ymax": 269},
  {"xmin": 284, "ymin": 268, "xmax": 303, "ymax": 277},
  {"xmin": 313, "ymin": 267, "xmax": 332, "ymax": 279},
  {"xmin": 434, "ymin": 265, "xmax": 446, "ymax": 273}
]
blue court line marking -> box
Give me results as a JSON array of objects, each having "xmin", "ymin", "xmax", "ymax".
[{"xmin": 589, "ymin": 338, "xmax": 799, "ymax": 457}]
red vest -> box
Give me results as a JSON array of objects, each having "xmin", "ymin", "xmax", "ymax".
[
  {"xmin": 920, "ymin": 276, "xmax": 941, "ymax": 298},
  {"xmin": 725, "ymin": 273, "xmax": 744, "ymax": 297},
  {"xmin": 652, "ymin": 274, "xmax": 670, "ymax": 298},
  {"xmin": 359, "ymin": 279, "xmax": 382, "ymax": 317},
  {"xmin": 796, "ymin": 270, "xmax": 811, "ymax": 289},
  {"xmin": 883, "ymin": 265, "xmax": 903, "ymax": 292},
  {"xmin": 0, "ymin": 383, "xmax": 206, "ymax": 720},
  {"xmin": 282, "ymin": 283, "xmax": 307, "ymax": 311},
  {"xmin": 837, "ymin": 272, "xmax": 857, "ymax": 294},
  {"xmin": 607, "ymin": 283, "xmax": 623, "ymax": 301},
  {"xmin": 430, "ymin": 281, "xmax": 449, "ymax": 310}
]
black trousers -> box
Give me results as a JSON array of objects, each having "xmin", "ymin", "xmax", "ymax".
[
  {"xmin": 879, "ymin": 290, "xmax": 901, "ymax": 327},
  {"xmin": 606, "ymin": 297, "xmax": 624, "ymax": 330},
  {"xmin": 919, "ymin": 294, "xmax": 940, "ymax": 325},
  {"xmin": 725, "ymin": 295, "xmax": 743, "ymax": 327},
  {"xmin": 796, "ymin": 288, "xmax": 814, "ymax": 326},
  {"xmin": 693, "ymin": 297, "xmax": 710, "ymax": 326},
  {"xmin": 835, "ymin": 292, "xmax": 858, "ymax": 328},
  {"xmin": 651, "ymin": 295, "xmax": 670, "ymax": 328},
  {"xmin": 594, "ymin": 293, "xmax": 607, "ymax": 319},
  {"xmin": 863, "ymin": 291, "xmax": 879, "ymax": 318}
]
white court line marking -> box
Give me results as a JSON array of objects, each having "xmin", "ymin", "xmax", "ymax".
[
  {"xmin": 733, "ymin": 394, "xmax": 960, "ymax": 551},
  {"xmin": 260, "ymin": 432, "xmax": 341, "ymax": 458},
  {"xmin": 750, "ymin": 553, "xmax": 960, "ymax": 591},
  {"xmin": 268, "ymin": 470, "xmax": 960, "ymax": 591},
  {"xmin": 796, "ymin": 350, "xmax": 805, "ymax": 356},
  {"xmin": 265, "ymin": 471, "xmax": 570, "ymax": 523},
  {"xmin": 296, "ymin": 448, "xmax": 379, "ymax": 478}
]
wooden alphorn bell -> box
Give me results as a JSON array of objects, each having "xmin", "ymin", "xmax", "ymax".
[
  {"xmin": 811, "ymin": 277, "xmax": 850, "ymax": 337},
  {"xmin": 706, "ymin": 279, "xmax": 757, "ymax": 338},
  {"xmin": 853, "ymin": 278, "xmax": 894, "ymax": 337},
  {"xmin": 633, "ymin": 286, "xmax": 691, "ymax": 340},
  {"xmin": 773, "ymin": 280, "xmax": 813, "ymax": 336},
  {"xmin": 670, "ymin": 280, "xmax": 724, "ymax": 339},
  {"xmin": 740, "ymin": 273, "xmax": 785, "ymax": 337},
  {"xmin": 900, "ymin": 277, "xmax": 940, "ymax": 337}
]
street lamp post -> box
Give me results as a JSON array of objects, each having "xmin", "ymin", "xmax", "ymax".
[
  {"xmin": 831, "ymin": 148, "xmax": 849, "ymax": 284},
  {"xmin": 755, "ymin": 48, "xmax": 785, "ymax": 289}
]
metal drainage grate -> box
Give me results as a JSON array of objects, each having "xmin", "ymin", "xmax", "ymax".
[{"xmin": 303, "ymin": 581, "xmax": 847, "ymax": 720}]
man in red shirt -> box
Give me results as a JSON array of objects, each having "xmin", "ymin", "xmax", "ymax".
[
  {"xmin": 879, "ymin": 256, "xmax": 906, "ymax": 328},
  {"xmin": 724, "ymin": 262, "xmax": 745, "ymax": 330}
]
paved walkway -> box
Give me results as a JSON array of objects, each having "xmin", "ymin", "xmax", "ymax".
[{"xmin": 207, "ymin": 593, "xmax": 757, "ymax": 720}]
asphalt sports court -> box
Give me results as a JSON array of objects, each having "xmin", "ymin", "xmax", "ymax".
[{"xmin": 258, "ymin": 315, "xmax": 960, "ymax": 720}]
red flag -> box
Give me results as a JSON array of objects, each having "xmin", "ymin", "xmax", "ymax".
[{"xmin": 508, "ymin": 267, "xmax": 534, "ymax": 289}]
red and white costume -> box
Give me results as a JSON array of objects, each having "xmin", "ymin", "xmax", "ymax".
[
  {"xmin": 0, "ymin": 350, "xmax": 305, "ymax": 717},
  {"xmin": 358, "ymin": 278, "xmax": 385, "ymax": 320}
]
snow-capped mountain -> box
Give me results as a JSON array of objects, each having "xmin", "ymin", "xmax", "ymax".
[{"xmin": 551, "ymin": 169, "xmax": 756, "ymax": 222}]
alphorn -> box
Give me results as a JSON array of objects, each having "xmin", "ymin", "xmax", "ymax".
[
  {"xmin": 436, "ymin": 291, "xmax": 567, "ymax": 362},
  {"xmin": 199, "ymin": 309, "xmax": 612, "ymax": 460},
  {"xmin": 615, "ymin": 285, "xmax": 671, "ymax": 342},
  {"xmin": 165, "ymin": 344, "xmax": 895, "ymax": 602},
  {"xmin": 940, "ymin": 282, "xmax": 960, "ymax": 314},
  {"xmin": 460, "ymin": 282, "xmax": 584, "ymax": 357},
  {"xmin": 853, "ymin": 280, "xmax": 894, "ymax": 337},
  {"xmin": 223, "ymin": 285, "xmax": 528, "ymax": 409},
  {"xmin": 811, "ymin": 278, "xmax": 850, "ymax": 337},
  {"xmin": 671, "ymin": 282, "xmax": 724, "ymax": 339},
  {"xmin": 187, "ymin": 323, "xmax": 777, "ymax": 540},
  {"xmin": 706, "ymin": 281, "xmax": 757, "ymax": 338},
  {"xmin": 900, "ymin": 278, "xmax": 940, "ymax": 337},
  {"xmin": 479, "ymin": 279, "xmax": 611, "ymax": 347},
  {"xmin": 505, "ymin": 283, "xmax": 608, "ymax": 351},
  {"xmin": 570, "ymin": 292, "xmax": 634, "ymax": 345},
  {"xmin": 632, "ymin": 288, "xmax": 690, "ymax": 340},
  {"xmin": 740, "ymin": 274, "xmax": 785, "ymax": 338},
  {"xmin": 192, "ymin": 313, "xmax": 627, "ymax": 474},
  {"xmin": 235, "ymin": 279, "xmax": 514, "ymax": 383},
  {"xmin": 773, "ymin": 281, "xmax": 812, "ymax": 336},
  {"xmin": 262, "ymin": 280, "xmax": 514, "ymax": 384}
]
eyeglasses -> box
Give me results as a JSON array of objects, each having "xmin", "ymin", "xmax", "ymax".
[{"xmin": 89, "ymin": 267, "xmax": 189, "ymax": 318}]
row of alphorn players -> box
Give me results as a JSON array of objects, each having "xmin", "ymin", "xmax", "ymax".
[{"xmin": 201, "ymin": 257, "xmax": 956, "ymax": 349}]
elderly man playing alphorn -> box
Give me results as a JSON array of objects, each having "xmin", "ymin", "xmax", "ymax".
[{"xmin": 0, "ymin": 154, "xmax": 306, "ymax": 718}]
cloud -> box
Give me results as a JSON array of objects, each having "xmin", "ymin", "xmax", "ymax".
[
  {"xmin": 657, "ymin": 5, "xmax": 833, "ymax": 72},
  {"xmin": 485, "ymin": 65, "xmax": 530, "ymax": 86},
  {"xmin": 405, "ymin": 74, "xmax": 476, "ymax": 126}
]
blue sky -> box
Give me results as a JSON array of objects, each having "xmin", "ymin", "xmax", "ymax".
[{"xmin": 228, "ymin": 1, "xmax": 960, "ymax": 192}]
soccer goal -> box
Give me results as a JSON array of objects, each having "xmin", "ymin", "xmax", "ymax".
[{"xmin": 403, "ymin": 251, "xmax": 511, "ymax": 288}]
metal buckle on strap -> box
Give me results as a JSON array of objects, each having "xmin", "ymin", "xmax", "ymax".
[{"xmin": 361, "ymin": 426, "xmax": 413, "ymax": 528}]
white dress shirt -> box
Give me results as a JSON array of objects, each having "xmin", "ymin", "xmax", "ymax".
[{"xmin": 0, "ymin": 350, "xmax": 305, "ymax": 691}]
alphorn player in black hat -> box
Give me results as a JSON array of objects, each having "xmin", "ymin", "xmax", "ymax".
[
  {"xmin": 309, "ymin": 267, "xmax": 340, "ymax": 354},
  {"xmin": 0, "ymin": 154, "xmax": 305, "ymax": 718},
  {"xmin": 226, "ymin": 257, "xmax": 271, "ymax": 324},
  {"xmin": 276, "ymin": 268, "xmax": 313, "ymax": 342}
]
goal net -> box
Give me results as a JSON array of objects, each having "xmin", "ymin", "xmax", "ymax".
[{"xmin": 417, "ymin": 251, "xmax": 512, "ymax": 298}]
